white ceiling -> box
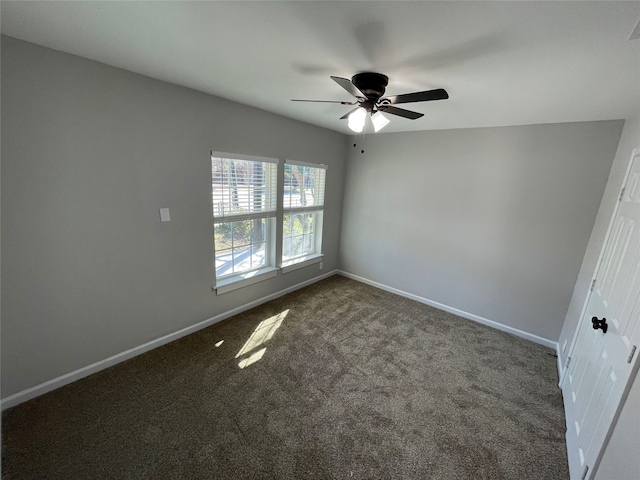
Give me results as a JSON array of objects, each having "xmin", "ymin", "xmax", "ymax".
[{"xmin": 2, "ymin": 1, "xmax": 639, "ymax": 134}]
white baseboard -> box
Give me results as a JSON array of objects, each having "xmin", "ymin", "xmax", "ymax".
[
  {"xmin": 337, "ymin": 270, "xmax": 559, "ymax": 350},
  {"xmin": 3, "ymin": 269, "xmax": 560, "ymax": 409},
  {"xmin": 1, "ymin": 270, "xmax": 339, "ymax": 410}
]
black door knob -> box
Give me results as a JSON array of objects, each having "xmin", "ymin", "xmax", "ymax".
[{"xmin": 592, "ymin": 316, "xmax": 608, "ymax": 334}]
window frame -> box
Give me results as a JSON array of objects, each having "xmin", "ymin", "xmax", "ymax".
[
  {"xmin": 211, "ymin": 151, "xmax": 279, "ymax": 294},
  {"xmin": 211, "ymin": 153, "xmax": 328, "ymax": 294},
  {"xmin": 281, "ymin": 160, "xmax": 327, "ymax": 273}
]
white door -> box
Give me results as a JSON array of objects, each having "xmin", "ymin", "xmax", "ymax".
[{"xmin": 562, "ymin": 149, "xmax": 640, "ymax": 480}]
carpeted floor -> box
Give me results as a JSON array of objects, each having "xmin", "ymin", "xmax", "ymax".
[{"xmin": 2, "ymin": 275, "xmax": 569, "ymax": 479}]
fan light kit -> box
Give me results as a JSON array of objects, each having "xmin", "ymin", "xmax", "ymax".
[
  {"xmin": 371, "ymin": 111, "xmax": 390, "ymax": 132},
  {"xmin": 347, "ymin": 107, "xmax": 367, "ymax": 132},
  {"xmin": 293, "ymin": 72, "xmax": 449, "ymax": 133}
]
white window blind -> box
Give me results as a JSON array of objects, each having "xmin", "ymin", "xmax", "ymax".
[
  {"xmin": 211, "ymin": 153, "xmax": 278, "ymax": 220},
  {"xmin": 283, "ymin": 161, "xmax": 326, "ymax": 211}
]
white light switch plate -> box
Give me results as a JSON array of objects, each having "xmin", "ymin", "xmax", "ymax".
[{"xmin": 159, "ymin": 208, "xmax": 171, "ymax": 222}]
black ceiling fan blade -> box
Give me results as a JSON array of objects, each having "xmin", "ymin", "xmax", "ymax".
[
  {"xmin": 330, "ymin": 76, "xmax": 367, "ymax": 100},
  {"xmin": 339, "ymin": 107, "xmax": 362, "ymax": 120},
  {"xmin": 379, "ymin": 106, "xmax": 424, "ymax": 120},
  {"xmin": 383, "ymin": 88, "xmax": 449, "ymax": 105},
  {"xmin": 292, "ymin": 99, "xmax": 356, "ymax": 105}
]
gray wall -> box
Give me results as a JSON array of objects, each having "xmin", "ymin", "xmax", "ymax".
[
  {"xmin": 339, "ymin": 122, "xmax": 623, "ymax": 342},
  {"xmin": 1, "ymin": 37, "xmax": 347, "ymax": 398}
]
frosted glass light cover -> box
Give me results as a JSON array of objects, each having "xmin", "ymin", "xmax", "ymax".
[
  {"xmin": 348, "ymin": 107, "xmax": 366, "ymax": 133},
  {"xmin": 371, "ymin": 111, "xmax": 390, "ymax": 132}
]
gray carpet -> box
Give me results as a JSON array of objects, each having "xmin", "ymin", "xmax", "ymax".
[{"xmin": 2, "ymin": 275, "xmax": 569, "ymax": 479}]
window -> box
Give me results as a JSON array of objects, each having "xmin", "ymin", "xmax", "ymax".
[
  {"xmin": 212, "ymin": 152, "xmax": 278, "ymax": 292},
  {"xmin": 282, "ymin": 161, "xmax": 326, "ymax": 272},
  {"xmin": 211, "ymin": 153, "xmax": 327, "ymax": 292}
]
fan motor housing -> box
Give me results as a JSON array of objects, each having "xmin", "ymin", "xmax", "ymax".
[{"xmin": 352, "ymin": 72, "xmax": 389, "ymax": 100}]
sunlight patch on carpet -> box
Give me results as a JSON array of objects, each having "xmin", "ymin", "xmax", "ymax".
[
  {"xmin": 235, "ymin": 309, "xmax": 288, "ymax": 368},
  {"xmin": 238, "ymin": 347, "xmax": 267, "ymax": 369}
]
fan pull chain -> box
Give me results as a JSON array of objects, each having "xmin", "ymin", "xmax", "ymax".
[{"xmin": 353, "ymin": 132, "xmax": 366, "ymax": 154}]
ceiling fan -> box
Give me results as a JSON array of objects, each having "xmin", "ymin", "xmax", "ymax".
[{"xmin": 292, "ymin": 72, "xmax": 449, "ymax": 132}]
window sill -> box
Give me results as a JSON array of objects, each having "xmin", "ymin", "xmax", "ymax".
[
  {"xmin": 281, "ymin": 254, "xmax": 324, "ymax": 274},
  {"xmin": 214, "ymin": 267, "xmax": 278, "ymax": 295}
]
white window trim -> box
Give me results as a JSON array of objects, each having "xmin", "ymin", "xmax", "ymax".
[
  {"xmin": 212, "ymin": 152, "xmax": 279, "ymax": 292},
  {"xmin": 281, "ymin": 160, "xmax": 326, "ymax": 270},
  {"xmin": 215, "ymin": 266, "xmax": 278, "ymax": 295},
  {"xmin": 211, "ymin": 154, "xmax": 328, "ymax": 293},
  {"xmin": 281, "ymin": 253, "xmax": 324, "ymax": 274},
  {"xmin": 213, "ymin": 214, "xmax": 277, "ymax": 292},
  {"xmin": 281, "ymin": 209, "xmax": 324, "ymax": 267},
  {"xmin": 285, "ymin": 159, "xmax": 328, "ymax": 170},
  {"xmin": 213, "ymin": 151, "xmax": 279, "ymax": 165}
]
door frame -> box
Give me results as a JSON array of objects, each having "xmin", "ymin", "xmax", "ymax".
[
  {"xmin": 560, "ymin": 146, "xmax": 640, "ymax": 479},
  {"xmin": 560, "ymin": 146, "xmax": 640, "ymax": 387}
]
